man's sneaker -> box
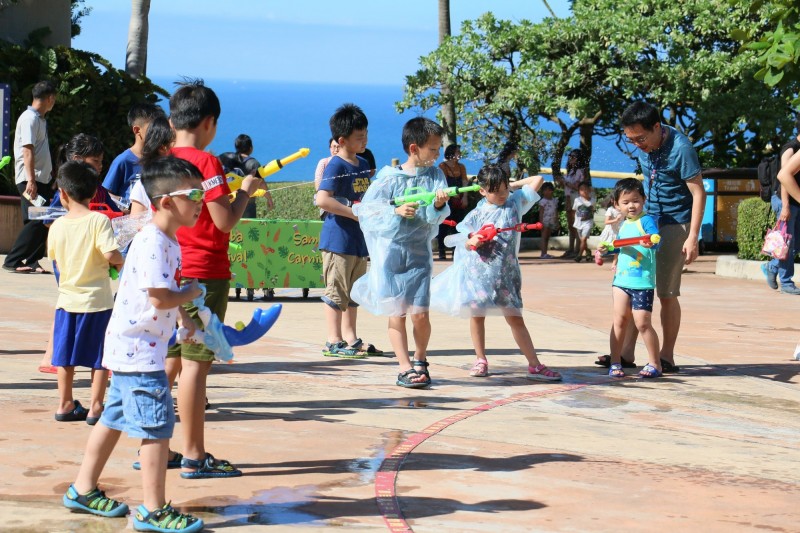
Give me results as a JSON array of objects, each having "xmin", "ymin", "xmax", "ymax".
[
  {"xmin": 133, "ymin": 503, "xmax": 204, "ymax": 532},
  {"xmin": 63, "ymin": 484, "xmax": 129, "ymax": 517},
  {"xmin": 761, "ymin": 263, "xmax": 778, "ymax": 290},
  {"xmin": 780, "ymin": 283, "xmax": 800, "ymax": 295}
]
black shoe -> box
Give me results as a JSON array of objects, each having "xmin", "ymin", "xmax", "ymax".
[{"xmin": 55, "ymin": 400, "xmax": 89, "ymax": 422}]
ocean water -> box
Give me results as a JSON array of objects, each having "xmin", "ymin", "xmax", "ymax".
[{"xmin": 152, "ymin": 78, "xmax": 636, "ymax": 188}]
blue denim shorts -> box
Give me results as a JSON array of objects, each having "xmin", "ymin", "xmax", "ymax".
[{"xmin": 100, "ymin": 371, "xmax": 175, "ymax": 440}]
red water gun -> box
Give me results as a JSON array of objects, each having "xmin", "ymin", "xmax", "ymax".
[
  {"xmin": 468, "ymin": 222, "xmax": 542, "ymax": 250},
  {"xmin": 442, "ymin": 219, "xmax": 457, "ymax": 227},
  {"xmin": 90, "ymin": 203, "xmax": 124, "ymax": 220},
  {"xmin": 595, "ymin": 234, "xmax": 661, "ymax": 265}
]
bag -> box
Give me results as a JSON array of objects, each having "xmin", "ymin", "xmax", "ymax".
[
  {"xmin": 757, "ymin": 155, "xmax": 780, "ymax": 202},
  {"xmin": 762, "ymin": 221, "xmax": 792, "ymax": 260}
]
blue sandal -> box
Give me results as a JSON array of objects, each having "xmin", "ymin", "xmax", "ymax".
[
  {"xmin": 63, "ymin": 484, "xmax": 129, "ymax": 517},
  {"xmin": 180, "ymin": 453, "xmax": 242, "ymax": 479},
  {"xmin": 322, "ymin": 340, "xmax": 366, "ymax": 359},
  {"xmin": 639, "ymin": 363, "xmax": 663, "ymax": 378},
  {"xmin": 608, "ymin": 363, "xmax": 625, "ymax": 378},
  {"xmin": 396, "ymin": 369, "xmax": 430, "ymax": 389},
  {"xmin": 133, "ymin": 503, "xmax": 204, "ymax": 532},
  {"xmin": 349, "ymin": 338, "xmax": 384, "ymax": 356}
]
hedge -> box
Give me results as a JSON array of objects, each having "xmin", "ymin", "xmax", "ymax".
[{"xmin": 736, "ymin": 197, "xmax": 775, "ymax": 260}]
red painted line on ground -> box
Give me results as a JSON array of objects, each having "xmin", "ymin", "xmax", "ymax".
[{"xmin": 375, "ymin": 383, "xmax": 588, "ymax": 531}]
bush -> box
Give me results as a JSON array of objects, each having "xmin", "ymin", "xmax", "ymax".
[
  {"xmin": 256, "ymin": 181, "xmax": 319, "ymax": 220},
  {"xmin": 0, "ymin": 40, "xmax": 167, "ymax": 195},
  {"xmin": 737, "ymin": 197, "xmax": 775, "ymax": 260}
]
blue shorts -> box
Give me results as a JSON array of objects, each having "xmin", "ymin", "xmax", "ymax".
[
  {"xmin": 52, "ymin": 308, "xmax": 112, "ymax": 369},
  {"xmin": 614, "ymin": 286, "xmax": 655, "ymax": 312},
  {"xmin": 100, "ymin": 371, "xmax": 175, "ymax": 440}
]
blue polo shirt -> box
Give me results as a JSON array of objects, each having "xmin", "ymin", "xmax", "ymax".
[
  {"xmin": 102, "ymin": 148, "xmax": 140, "ymax": 201},
  {"xmin": 638, "ymin": 125, "xmax": 702, "ymax": 226}
]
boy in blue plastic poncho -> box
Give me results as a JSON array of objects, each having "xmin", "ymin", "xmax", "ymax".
[{"xmin": 352, "ymin": 118, "xmax": 450, "ymax": 388}]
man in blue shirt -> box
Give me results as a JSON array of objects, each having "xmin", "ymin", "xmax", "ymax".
[{"xmin": 617, "ymin": 101, "xmax": 705, "ymax": 373}]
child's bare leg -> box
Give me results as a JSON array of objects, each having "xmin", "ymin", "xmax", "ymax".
[
  {"xmin": 342, "ymin": 305, "xmax": 358, "ymax": 345},
  {"xmin": 165, "ymin": 356, "xmax": 181, "ymax": 389},
  {"xmin": 324, "ymin": 304, "xmax": 344, "ymax": 344},
  {"xmin": 610, "ymin": 288, "xmax": 632, "ymax": 363},
  {"xmin": 632, "ymin": 309, "xmax": 661, "ymax": 371},
  {"xmin": 388, "ymin": 316, "xmax": 410, "ymax": 368},
  {"xmin": 57, "ymin": 366, "xmax": 76, "ymax": 413},
  {"xmin": 506, "ymin": 315, "xmax": 543, "ymax": 367},
  {"xmin": 541, "ymin": 227, "xmax": 551, "ymax": 256},
  {"xmin": 470, "ymin": 317, "xmax": 487, "ymax": 360},
  {"xmin": 178, "ymin": 358, "xmax": 212, "ymax": 464},
  {"xmin": 73, "ymin": 424, "xmax": 122, "ymax": 493},
  {"xmin": 40, "ymin": 320, "xmax": 55, "ymax": 368},
  {"xmin": 139, "ymin": 438, "xmax": 169, "ymax": 511},
  {"xmin": 409, "ymin": 312, "xmax": 431, "ymax": 362},
  {"xmin": 578, "ymin": 236, "xmax": 588, "ymax": 258},
  {"xmin": 88, "ymin": 369, "xmax": 109, "ymax": 418}
]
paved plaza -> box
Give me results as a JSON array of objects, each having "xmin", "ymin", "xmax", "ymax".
[{"xmin": 0, "ymin": 252, "xmax": 798, "ymax": 532}]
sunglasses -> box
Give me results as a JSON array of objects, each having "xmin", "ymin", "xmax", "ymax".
[{"xmin": 152, "ymin": 189, "xmax": 205, "ymax": 202}]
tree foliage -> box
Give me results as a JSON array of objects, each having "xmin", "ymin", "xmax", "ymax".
[
  {"xmin": 399, "ymin": 0, "xmax": 795, "ymax": 175},
  {"xmin": 0, "ymin": 39, "xmax": 167, "ymax": 194}
]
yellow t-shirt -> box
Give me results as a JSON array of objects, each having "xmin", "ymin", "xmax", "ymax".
[{"xmin": 47, "ymin": 211, "xmax": 118, "ymax": 312}]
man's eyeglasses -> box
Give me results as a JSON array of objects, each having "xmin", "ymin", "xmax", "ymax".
[
  {"xmin": 625, "ymin": 132, "xmax": 650, "ymax": 145},
  {"xmin": 152, "ymin": 189, "xmax": 205, "ymax": 202}
]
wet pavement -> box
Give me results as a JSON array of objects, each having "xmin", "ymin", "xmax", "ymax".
[{"xmin": 0, "ymin": 252, "xmax": 798, "ymax": 532}]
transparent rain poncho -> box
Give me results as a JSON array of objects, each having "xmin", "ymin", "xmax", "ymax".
[
  {"xmin": 430, "ymin": 186, "xmax": 539, "ymax": 318},
  {"xmin": 351, "ymin": 165, "xmax": 450, "ymax": 316}
]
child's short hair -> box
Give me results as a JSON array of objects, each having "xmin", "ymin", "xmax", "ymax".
[
  {"xmin": 127, "ymin": 103, "xmax": 164, "ymax": 128},
  {"xmin": 56, "ymin": 133, "xmax": 104, "ymax": 167},
  {"xmin": 57, "ymin": 161, "xmax": 98, "ymax": 202},
  {"xmin": 612, "ymin": 177, "xmax": 645, "ymax": 203},
  {"xmin": 140, "ymin": 156, "xmax": 203, "ymax": 205},
  {"xmin": 578, "ymin": 180, "xmax": 592, "ymax": 190},
  {"xmin": 540, "ymin": 181, "xmax": 555, "ymax": 193},
  {"xmin": 401, "ymin": 118, "xmax": 444, "ymax": 154},
  {"xmin": 32, "ymin": 80, "xmax": 56, "ymax": 100},
  {"xmin": 234, "ymin": 134, "xmax": 253, "ymax": 153},
  {"xmin": 169, "ymin": 78, "xmax": 220, "ymax": 130},
  {"xmin": 476, "ymin": 164, "xmax": 509, "ymax": 193},
  {"xmin": 329, "ymin": 103, "xmax": 368, "ymax": 142},
  {"xmin": 140, "ymin": 116, "xmax": 176, "ymax": 167}
]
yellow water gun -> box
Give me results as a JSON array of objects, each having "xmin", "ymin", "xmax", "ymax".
[{"xmin": 227, "ymin": 148, "xmax": 310, "ymax": 198}]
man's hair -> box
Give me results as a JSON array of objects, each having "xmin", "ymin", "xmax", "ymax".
[
  {"xmin": 444, "ymin": 144, "xmax": 460, "ymax": 160},
  {"xmin": 612, "ymin": 177, "xmax": 645, "ymax": 203},
  {"xmin": 127, "ymin": 103, "xmax": 165, "ymax": 128},
  {"xmin": 140, "ymin": 115, "xmax": 176, "ymax": 167},
  {"xmin": 56, "ymin": 161, "xmax": 98, "ymax": 202},
  {"xmin": 140, "ymin": 156, "xmax": 203, "ymax": 204},
  {"xmin": 169, "ymin": 78, "xmax": 221, "ymax": 130},
  {"xmin": 476, "ymin": 164, "xmax": 509, "ymax": 193},
  {"xmin": 329, "ymin": 103, "xmax": 368, "ymax": 141},
  {"xmin": 401, "ymin": 117, "xmax": 443, "ymax": 153},
  {"xmin": 56, "ymin": 133, "xmax": 104, "ymax": 167},
  {"xmin": 540, "ymin": 181, "xmax": 555, "ymax": 193},
  {"xmin": 32, "ymin": 80, "xmax": 56, "ymax": 100},
  {"xmin": 620, "ymin": 101, "xmax": 661, "ymax": 130},
  {"xmin": 234, "ymin": 134, "xmax": 253, "ymax": 154}
]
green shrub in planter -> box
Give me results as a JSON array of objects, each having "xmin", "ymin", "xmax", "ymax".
[
  {"xmin": 256, "ymin": 181, "xmax": 318, "ymax": 220},
  {"xmin": 736, "ymin": 197, "xmax": 775, "ymax": 260}
]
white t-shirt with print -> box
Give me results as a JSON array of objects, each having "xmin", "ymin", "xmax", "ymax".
[
  {"xmin": 103, "ymin": 224, "xmax": 181, "ymax": 372},
  {"xmin": 572, "ymin": 196, "xmax": 595, "ymax": 229}
]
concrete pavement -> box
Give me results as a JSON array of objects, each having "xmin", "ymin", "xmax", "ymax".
[{"xmin": 0, "ymin": 252, "xmax": 798, "ymax": 532}]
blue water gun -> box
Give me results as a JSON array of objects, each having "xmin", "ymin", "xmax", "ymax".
[{"xmin": 173, "ymin": 285, "xmax": 282, "ymax": 362}]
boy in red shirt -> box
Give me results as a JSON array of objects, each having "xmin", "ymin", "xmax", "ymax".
[{"xmin": 167, "ymin": 79, "xmax": 264, "ymax": 478}]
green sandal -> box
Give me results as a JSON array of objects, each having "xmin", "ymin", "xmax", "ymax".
[
  {"xmin": 63, "ymin": 484, "xmax": 129, "ymax": 517},
  {"xmin": 348, "ymin": 338, "xmax": 384, "ymax": 356},
  {"xmin": 133, "ymin": 502, "xmax": 204, "ymax": 532},
  {"xmin": 322, "ymin": 340, "xmax": 366, "ymax": 359}
]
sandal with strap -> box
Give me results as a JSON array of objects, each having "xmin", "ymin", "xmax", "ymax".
[
  {"xmin": 180, "ymin": 453, "xmax": 242, "ymax": 479},
  {"xmin": 527, "ymin": 364, "xmax": 562, "ymax": 382},
  {"xmin": 348, "ymin": 337, "xmax": 384, "ymax": 356},
  {"xmin": 595, "ymin": 355, "xmax": 636, "ymax": 369},
  {"xmin": 55, "ymin": 400, "xmax": 89, "ymax": 422},
  {"xmin": 322, "ymin": 340, "xmax": 366, "ymax": 359},
  {"xmin": 133, "ymin": 502, "xmax": 204, "ymax": 532},
  {"xmin": 412, "ymin": 359, "xmax": 432, "ymax": 386},
  {"xmin": 639, "ymin": 363, "xmax": 663, "ymax": 379},
  {"xmin": 63, "ymin": 484, "xmax": 129, "ymax": 517},
  {"xmin": 396, "ymin": 368, "xmax": 430, "ymax": 389},
  {"xmin": 133, "ymin": 450, "xmax": 183, "ymax": 471},
  {"xmin": 469, "ymin": 359, "xmax": 489, "ymax": 377},
  {"xmin": 608, "ymin": 363, "xmax": 626, "ymax": 378}
]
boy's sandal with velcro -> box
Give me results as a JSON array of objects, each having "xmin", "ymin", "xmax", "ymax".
[
  {"xmin": 180, "ymin": 453, "xmax": 242, "ymax": 479},
  {"xmin": 396, "ymin": 369, "xmax": 430, "ymax": 389},
  {"xmin": 133, "ymin": 503, "xmax": 204, "ymax": 533},
  {"xmin": 133, "ymin": 450, "xmax": 183, "ymax": 471},
  {"xmin": 63, "ymin": 484, "xmax": 129, "ymax": 517},
  {"xmin": 348, "ymin": 337, "xmax": 384, "ymax": 356},
  {"xmin": 412, "ymin": 360, "xmax": 432, "ymax": 386},
  {"xmin": 322, "ymin": 341, "xmax": 366, "ymax": 359}
]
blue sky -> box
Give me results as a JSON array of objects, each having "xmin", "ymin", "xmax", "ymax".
[{"xmin": 73, "ymin": 1, "xmax": 572, "ymax": 86}]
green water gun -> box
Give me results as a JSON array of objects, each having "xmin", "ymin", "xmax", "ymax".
[
  {"xmin": 390, "ymin": 184, "xmax": 480, "ymax": 206},
  {"xmin": 0, "ymin": 155, "xmax": 10, "ymax": 171}
]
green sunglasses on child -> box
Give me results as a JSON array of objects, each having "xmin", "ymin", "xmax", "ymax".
[{"xmin": 152, "ymin": 189, "xmax": 205, "ymax": 202}]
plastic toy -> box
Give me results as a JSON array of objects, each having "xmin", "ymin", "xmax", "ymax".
[
  {"xmin": 0, "ymin": 155, "xmax": 10, "ymax": 171},
  {"xmin": 226, "ymin": 147, "xmax": 310, "ymax": 199},
  {"xmin": 595, "ymin": 233, "xmax": 661, "ymax": 265},
  {"xmin": 468, "ymin": 222, "xmax": 543, "ymax": 250},
  {"xmin": 174, "ymin": 285, "xmax": 282, "ymax": 362},
  {"xmin": 390, "ymin": 184, "xmax": 480, "ymax": 207}
]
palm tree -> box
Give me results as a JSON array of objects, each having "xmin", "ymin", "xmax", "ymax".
[
  {"xmin": 438, "ymin": 0, "xmax": 457, "ymax": 148},
  {"xmin": 126, "ymin": 0, "xmax": 150, "ymax": 78}
]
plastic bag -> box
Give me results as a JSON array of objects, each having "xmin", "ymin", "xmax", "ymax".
[{"xmin": 762, "ymin": 221, "xmax": 792, "ymax": 260}]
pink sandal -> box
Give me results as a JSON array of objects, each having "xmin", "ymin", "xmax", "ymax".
[
  {"xmin": 527, "ymin": 364, "xmax": 562, "ymax": 382},
  {"xmin": 469, "ymin": 359, "xmax": 489, "ymax": 377}
]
